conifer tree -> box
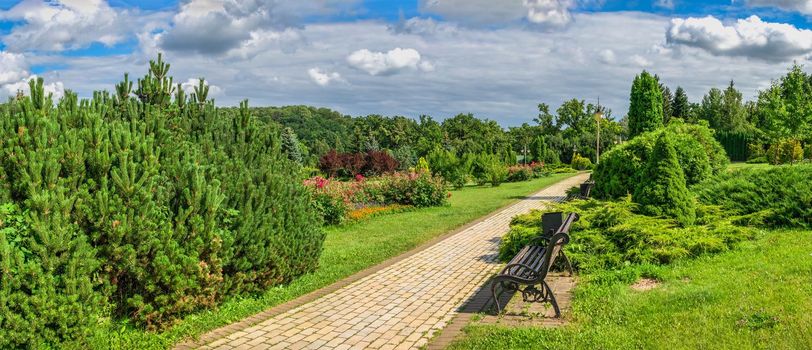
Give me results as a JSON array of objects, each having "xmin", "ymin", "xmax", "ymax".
[
  {"xmin": 281, "ymin": 127, "xmax": 304, "ymax": 164},
  {"xmin": 628, "ymin": 71, "xmax": 664, "ymax": 138},
  {"xmin": 673, "ymin": 86, "xmax": 690, "ymax": 121},
  {"xmin": 633, "ymin": 133, "xmax": 696, "ymax": 226}
]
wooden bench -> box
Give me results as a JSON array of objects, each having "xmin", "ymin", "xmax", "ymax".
[
  {"xmin": 579, "ymin": 180, "xmax": 594, "ymax": 199},
  {"xmin": 490, "ymin": 212, "xmax": 579, "ymax": 317}
]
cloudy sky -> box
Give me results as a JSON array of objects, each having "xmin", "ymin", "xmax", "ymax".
[{"xmin": 1, "ymin": 0, "xmax": 811, "ymax": 125}]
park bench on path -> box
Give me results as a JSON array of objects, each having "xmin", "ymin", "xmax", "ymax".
[{"xmin": 490, "ymin": 212, "xmax": 579, "ymax": 317}]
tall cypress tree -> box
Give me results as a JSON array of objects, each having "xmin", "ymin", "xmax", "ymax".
[
  {"xmin": 633, "ymin": 133, "xmax": 696, "ymax": 226},
  {"xmin": 628, "ymin": 71, "xmax": 664, "ymax": 138},
  {"xmin": 662, "ymin": 84, "xmax": 673, "ymax": 124}
]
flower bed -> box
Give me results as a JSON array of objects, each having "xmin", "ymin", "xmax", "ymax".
[
  {"xmin": 506, "ymin": 162, "xmax": 551, "ymax": 182},
  {"xmin": 304, "ymin": 170, "xmax": 449, "ymax": 225}
]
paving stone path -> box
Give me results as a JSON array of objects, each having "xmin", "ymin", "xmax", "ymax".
[{"xmin": 184, "ymin": 173, "xmax": 589, "ymax": 350}]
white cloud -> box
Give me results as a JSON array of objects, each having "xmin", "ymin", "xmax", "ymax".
[
  {"xmin": 347, "ymin": 48, "xmax": 433, "ymax": 76},
  {"xmin": 308, "ymin": 68, "xmax": 342, "ymax": 86},
  {"xmin": 667, "ymin": 15, "xmax": 812, "ymax": 61},
  {"xmin": 0, "ymin": 51, "xmax": 30, "ymax": 85},
  {"xmin": 0, "ymin": 0, "xmax": 167, "ymax": 52},
  {"xmin": 18, "ymin": 12, "xmax": 795, "ymax": 127},
  {"xmin": 226, "ymin": 29, "xmax": 306, "ymax": 59},
  {"xmin": 630, "ymin": 54, "xmax": 652, "ymax": 67},
  {"xmin": 419, "ymin": 0, "xmax": 574, "ymax": 27},
  {"xmin": 524, "ymin": 0, "xmax": 574, "ymax": 27},
  {"xmin": 746, "ymin": 0, "xmax": 812, "ymax": 14},
  {"xmin": 599, "ymin": 49, "xmax": 616, "ymax": 64},
  {"xmin": 159, "ymin": 0, "xmax": 358, "ymax": 54},
  {"xmin": 1, "ymin": 75, "xmax": 65, "ymax": 100}
]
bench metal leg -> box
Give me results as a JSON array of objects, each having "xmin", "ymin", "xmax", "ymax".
[
  {"xmin": 542, "ymin": 280, "xmax": 561, "ymax": 317},
  {"xmin": 491, "ymin": 280, "xmax": 502, "ymax": 314},
  {"xmin": 560, "ymin": 251, "xmax": 574, "ymax": 277}
]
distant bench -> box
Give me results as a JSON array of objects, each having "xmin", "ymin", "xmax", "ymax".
[{"xmin": 490, "ymin": 212, "xmax": 579, "ymax": 317}]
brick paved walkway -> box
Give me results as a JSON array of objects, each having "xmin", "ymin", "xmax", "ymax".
[{"xmin": 187, "ymin": 174, "xmax": 589, "ymax": 350}]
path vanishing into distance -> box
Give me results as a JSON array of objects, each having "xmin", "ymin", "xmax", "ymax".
[{"xmin": 177, "ymin": 173, "xmax": 590, "ymax": 350}]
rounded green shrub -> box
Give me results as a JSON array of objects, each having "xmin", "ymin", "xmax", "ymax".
[
  {"xmin": 570, "ymin": 153, "xmax": 593, "ymax": 170},
  {"xmin": 593, "ymin": 121, "xmax": 727, "ymax": 199},
  {"xmin": 633, "ymin": 133, "xmax": 696, "ymax": 226}
]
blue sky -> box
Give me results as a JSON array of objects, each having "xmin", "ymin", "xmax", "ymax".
[{"xmin": 1, "ymin": 0, "xmax": 812, "ymax": 125}]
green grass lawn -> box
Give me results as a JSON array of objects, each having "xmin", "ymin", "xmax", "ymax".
[
  {"xmin": 726, "ymin": 162, "xmax": 773, "ymax": 170},
  {"xmin": 83, "ymin": 173, "xmax": 577, "ymax": 349},
  {"xmin": 449, "ymin": 229, "xmax": 812, "ymax": 350}
]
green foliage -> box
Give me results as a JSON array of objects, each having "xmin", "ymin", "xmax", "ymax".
[
  {"xmin": 593, "ymin": 121, "xmax": 728, "ymax": 199},
  {"xmin": 716, "ymin": 130, "xmax": 754, "ymax": 161},
  {"xmin": 427, "ymin": 148, "xmax": 469, "ymax": 188},
  {"xmin": 415, "ymin": 157, "xmax": 430, "ymax": 173},
  {"xmin": 754, "ymin": 64, "xmax": 812, "ymax": 141},
  {"xmin": 694, "ymin": 165, "xmax": 812, "ymax": 228},
  {"xmin": 471, "ymin": 153, "xmax": 508, "ymax": 186},
  {"xmin": 551, "ymin": 166, "xmax": 577, "ymax": 174},
  {"xmin": 570, "ymin": 153, "xmax": 593, "ymax": 170},
  {"xmin": 628, "ymin": 70, "xmax": 664, "ymax": 138},
  {"xmin": 281, "ymin": 127, "xmax": 304, "ymax": 164},
  {"xmin": 699, "ymin": 81, "xmax": 749, "ymax": 132},
  {"xmin": 0, "ymin": 57, "xmax": 324, "ymax": 345},
  {"xmin": 499, "ymin": 198, "xmax": 754, "ymax": 271},
  {"xmin": 672, "ymin": 86, "xmax": 690, "ymax": 120},
  {"xmin": 766, "ymin": 138, "xmax": 804, "ymax": 165},
  {"xmin": 746, "ymin": 156, "xmax": 768, "ymax": 164},
  {"xmin": 0, "ymin": 202, "xmax": 103, "ymax": 348},
  {"xmin": 633, "ymin": 134, "xmax": 696, "ymax": 226},
  {"xmin": 392, "ymin": 146, "xmax": 416, "ymax": 170}
]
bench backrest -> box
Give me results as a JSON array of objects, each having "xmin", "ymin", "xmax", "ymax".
[
  {"xmin": 541, "ymin": 212, "xmax": 563, "ymax": 237},
  {"xmin": 538, "ymin": 213, "xmax": 579, "ymax": 280}
]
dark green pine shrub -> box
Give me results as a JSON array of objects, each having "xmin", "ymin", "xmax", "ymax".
[
  {"xmin": 593, "ymin": 120, "xmax": 728, "ymax": 199},
  {"xmin": 499, "ymin": 199, "xmax": 755, "ymax": 272},
  {"xmin": 0, "ymin": 56, "xmax": 324, "ymax": 346},
  {"xmin": 694, "ymin": 165, "xmax": 812, "ymax": 228},
  {"xmin": 633, "ymin": 133, "xmax": 696, "ymax": 226}
]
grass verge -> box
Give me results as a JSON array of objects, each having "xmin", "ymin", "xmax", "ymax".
[
  {"xmin": 448, "ymin": 229, "xmax": 812, "ymax": 350},
  {"xmin": 84, "ymin": 173, "xmax": 577, "ymax": 349}
]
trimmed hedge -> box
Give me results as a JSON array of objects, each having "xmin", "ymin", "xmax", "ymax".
[
  {"xmin": 694, "ymin": 165, "xmax": 812, "ymax": 228},
  {"xmin": 0, "ymin": 57, "xmax": 323, "ymax": 347},
  {"xmin": 593, "ymin": 120, "xmax": 728, "ymax": 199}
]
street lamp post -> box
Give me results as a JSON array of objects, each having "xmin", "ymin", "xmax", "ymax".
[{"xmin": 594, "ymin": 97, "xmax": 604, "ymax": 165}]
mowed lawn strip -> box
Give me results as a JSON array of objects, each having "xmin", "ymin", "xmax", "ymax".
[
  {"xmin": 87, "ymin": 173, "xmax": 577, "ymax": 349},
  {"xmin": 449, "ymin": 229, "xmax": 812, "ymax": 350}
]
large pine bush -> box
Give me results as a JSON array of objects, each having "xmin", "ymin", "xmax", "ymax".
[
  {"xmin": 633, "ymin": 133, "xmax": 696, "ymax": 226},
  {"xmin": 0, "ymin": 56, "xmax": 323, "ymax": 346}
]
